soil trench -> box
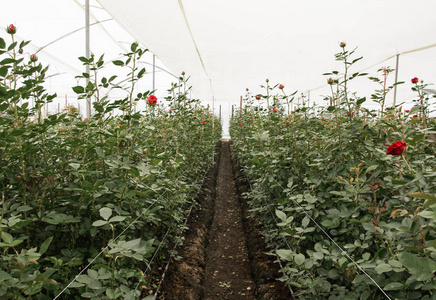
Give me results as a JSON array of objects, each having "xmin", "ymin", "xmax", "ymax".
[{"xmin": 203, "ymin": 141, "xmax": 256, "ymax": 299}]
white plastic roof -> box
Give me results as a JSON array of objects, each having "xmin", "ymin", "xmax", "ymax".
[{"xmin": 98, "ymin": 0, "xmax": 436, "ymax": 110}]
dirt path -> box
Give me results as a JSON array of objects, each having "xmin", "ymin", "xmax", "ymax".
[
  {"xmin": 158, "ymin": 141, "xmax": 291, "ymax": 300},
  {"xmin": 202, "ymin": 141, "xmax": 256, "ymax": 299}
]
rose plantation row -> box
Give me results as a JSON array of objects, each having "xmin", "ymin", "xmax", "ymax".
[
  {"xmin": 230, "ymin": 44, "xmax": 436, "ymax": 299},
  {"xmin": 0, "ymin": 27, "xmax": 221, "ymax": 299}
]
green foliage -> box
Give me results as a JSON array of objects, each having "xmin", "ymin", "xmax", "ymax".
[
  {"xmin": 1, "ymin": 32, "xmax": 221, "ymax": 299},
  {"xmin": 230, "ymin": 45, "xmax": 436, "ymax": 299}
]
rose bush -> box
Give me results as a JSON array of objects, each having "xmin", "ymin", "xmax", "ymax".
[
  {"xmin": 0, "ymin": 32, "xmax": 221, "ymax": 299},
  {"xmin": 230, "ymin": 44, "xmax": 435, "ymax": 299}
]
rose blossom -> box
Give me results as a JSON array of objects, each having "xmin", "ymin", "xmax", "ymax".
[
  {"xmin": 279, "ymin": 84, "xmax": 284, "ymax": 89},
  {"xmin": 411, "ymin": 77, "xmax": 418, "ymax": 84},
  {"xmin": 255, "ymin": 96, "xmax": 261, "ymax": 100},
  {"xmin": 6, "ymin": 24, "xmax": 16, "ymax": 34},
  {"xmin": 238, "ymin": 123, "xmax": 242, "ymax": 127},
  {"xmin": 386, "ymin": 141, "xmax": 407, "ymax": 156},
  {"xmin": 202, "ymin": 121, "xmax": 205, "ymax": 125},
  {"xmin": 327, "ymin": 78, "xmax": 334, "ymax": 85},
  {"xmin": 147, "ymin": 95, "xmax": 157, "ymax": 105},
  {"xmin": 413, "ymin": 114, "xmax": 418, "ymax": 118}
]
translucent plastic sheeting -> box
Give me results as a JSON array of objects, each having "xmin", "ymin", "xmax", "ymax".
[
  {"xmin": 1, "ymin": 0, "xmax": 176, "ymax": 114},
  {"xmin": 98, "ymin": 0, "xmax": 436, "ymax": 109}
]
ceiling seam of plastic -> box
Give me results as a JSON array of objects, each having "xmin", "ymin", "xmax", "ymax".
[
  {"xmin": 304, "ymin": 42, "xmax": 436, "ymax": 94},
  {"xmin": 177, "ymin": 0, "xmax": 215, "ymax": 99},
  {"xmin": 36, "ymin": 19, "xmax": 112, "ymax": 54},
  {"xmin": 73, "ymin": 0, "xmax": 128, "ymax": 53}
]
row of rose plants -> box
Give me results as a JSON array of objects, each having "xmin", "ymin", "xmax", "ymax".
[
  {"xmin": 230, "ymin": 43, "xmax": 435, "ymax": 299},
  {"xmin": 0, "ymin": 26, "xmax": 221, "ymax": 299}
]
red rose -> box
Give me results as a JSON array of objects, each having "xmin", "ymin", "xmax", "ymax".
[
  {"xmin": 405, "ymin": 110, "xmax": 410, "ymax": 113},
  {"xmin": 30, "ymin": 54, "xmax": 38, "ymax": 62},
  {"xmin": 273, "ymin": 107, "xmax": 277, "ymax": 112},
  {"xmin": 238, "ymin": 123, "xmax": 242, "ymax": 127},
  {"xmin": 279, "ymin": 84, "xmax": 284, "ymax": 89},
  {"xmin": 285, "ymin": 122, "xmax": 290, "ymax": 125},
  {"xmin": 327, "ymin": 78, "xmax": 334, "ymax": 85},
  {"xmin": 386, "ymin": 141, "xmax": 406, "ymax": 156},
  {"xmin": 147, "ymin": 95, "xmax": 157, "ymax": 105},
  {"xmin": 169, "ymin": 109, "xmax": 172, "ymax": 113},
  {"xmin": 413, "ymin": 114, "xmax": 418, "ymax": 118},
  {"xmin": 201, "ymin": 120, "xmax": 205, "ymax": 125},
  {"xmin": 340, "ymin": 42, "xmax": 346, "ymax": 48},
  {"xmin": 246, "ymin": 88, "xmax": 249, "ymax": 91},
  {"xmin": 119, "ymin": 125, "xmax": 122, "ymax": 128},
  {"xmin": 411, "ymin": 77, "xmax": 418, "ymax": 84},
  {"xmin": 255, "ymin": 96, "xmax": 261, "ymax": 100},
  {"xmin": 6, "ymin": 24, "xmax": 16, "ymax": 34}
]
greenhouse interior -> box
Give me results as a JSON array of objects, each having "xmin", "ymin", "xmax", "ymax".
[{"xmin": 0, "ymin": 0, "xmax": 435, "ymax": 299}]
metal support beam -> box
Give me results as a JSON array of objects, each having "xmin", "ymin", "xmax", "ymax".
[
  {"xmin": 152, "ymin": 54, "xmax": 156, "ymax": 91},
  {"xmin": 85, "ymin": 0, "xmax": 91, "ymax": 118},
  {"xmin": 393, "ymin": 54, "xmax": 400, "ymax": 107}
]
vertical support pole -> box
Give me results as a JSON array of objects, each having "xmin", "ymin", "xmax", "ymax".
[
  {"xmin": 232, "ymin": 105, "xmax": 234, "ymax": 118},
  {"xmin": 152, "ymin": 54, "xmax": 156, "ymax": 91},
  {"xmin": 239, "ymin": 96, "xmax": 242, "ymax": 116},
  {"xmin": 85, "ymin": 0, "xmax": 91, "ymax": 119},
  {"xmin": 393, "ymin": 54, "xmax": 400, "ymax": 107},
  {"xmin": 219, "ymin": 105, "xmax": 221, "ymax": 120},
  {"xmin": 212, "ymin": 96, "xmax": 215, "ymax": 130}
]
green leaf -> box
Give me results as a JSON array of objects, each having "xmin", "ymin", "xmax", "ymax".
[
  {"xmin": 112, "ymin": 60, "xmax": 124, "ymax": 66},
  {"xmin": 365, "ymin": 164, "xmax": 378, "ymax": 173},
  {"xmin": 406, "ymin": 192, "xmax": 436, "ymax": 201},
  {"xmin": 1, "ymin": 232, "xmax": 13, "ymax": 244},
  {"xmin": 418, "ymin": 210, "xmax": 436, "ymax": 219},
  {"xmin": 321, "ymin": 220, "xmax": 334, "ymax": 227},
  {"xmin": 39, "ymin": 237, "xmax": 53, "ymax": 255},
  {"xmin": 384, "ymin": 282, "xmax": 403, "ymax": 291},
  {"xmin": 294, "ymin": 253, "xmax": 305, "ymax": 265},
  {"xmin": 92, "ymin": 220, "xmax": 108, "ymax": 227},
  {"xmin": 275, "ymin": 210, "xmax": 287, "ymax": 223},
  {"xmin": 0, "ymin": 58, "xmax": 15, "ymax": 65},
  {"xmin": 276, "ymin": 249, "xmax": 293, "ymax": 261},
  {"xmin": 0, "ymin": 66, "xmax": 8, "ymax": 77},
  {"xmin": 99, "ymin": 207, "xmax": 112, "ymax": 221},
  {"xmin": 0, "ymin": 38, "xmax": 5, "ymax": 49},
  {"xmin": 0, "ymin": 270, "xmax": 12, "ymax": 281},
  {"xmin": 109, "ymin": 216, "xmax": 126, "ymax": 222},
  {"xmin": 374, "ymin": 263, "xmax": 392, "ymax": 274},
  {"xmin": 72, "ymin": 86, "xmax": 85, "ymax": 94},
  {"xmin": 398, "ymin": 252, "xmax": 421, "ymax": 274},
  {"xmin": 138, "ymin": 68, "xmax": 146, "ymax": 78}
]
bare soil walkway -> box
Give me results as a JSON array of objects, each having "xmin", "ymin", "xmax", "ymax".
[{"xmin": 202, "ymin": 141, "xmax": 256, "ymax": 299}]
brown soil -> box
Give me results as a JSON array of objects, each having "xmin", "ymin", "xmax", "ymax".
[{"xmin": 158, "ymin": 141, "xmax": 292, "ymax": 300}]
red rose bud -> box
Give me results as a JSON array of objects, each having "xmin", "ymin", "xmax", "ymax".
[
  {"xmin": 238, "ymin": 123, "xmax": 242, "ymax": 127},
  {"xmin": 413, "ymin": 114, "xmax": 418, "ymax": 118},
  {"xmin": 411, "ymin": 77, "xmax": 418, "ymax": 84},
  {"xmin": 386, "ymin": 141, "xmax": 406, "ymax": 156},
  {"xmin": 246, "ymin": 88, "xmax": 249, "ymax": 91},
  {"xmin": 169, "ymin": 109, "xmax": 172, "ymax": 113},
  {"xmin": 30, "ymin": 54, "xmax": 38, "ymax": 62},
  {"xmin": 340, "ymin": 42, "xmax": 346, "ymax": 48},
  {"xmin": 147, "ymin": 95, "xmax": 157, "ymax": 105},
  {"xmin": 182, "ymin": 71, "xmax": 185, "ymax": 75},
  {"xmin": 273, "ymin": 107, "xmax": 277, "ymax": 112},
  {"xmin": 255, "ymin": 96, "xmax": 261, "ymax": 100},
  {"xmin": 6, "ymin": 24, "xmax": 16, "ymax": 34},
  {"xmin": 119, "ymin": 125, "xmax": 122, "ymax": 128},
  {"xmin": 202, "ymin": 120, "xmax": 205, "ymax": 125},
  {"xmin": 327, "ymin": 78, "xmax": 334, "ymax": 85},
  {"xmin": 285, "ymin": 122, "xmax": 290, "ymax": 125},
  {"xmin": 279, "ymin": 84, "xmax": 284, "ymax": 89},
  {"xmin": 405, "ymin": 110, "xmax": 410, "ymax": 113}
]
